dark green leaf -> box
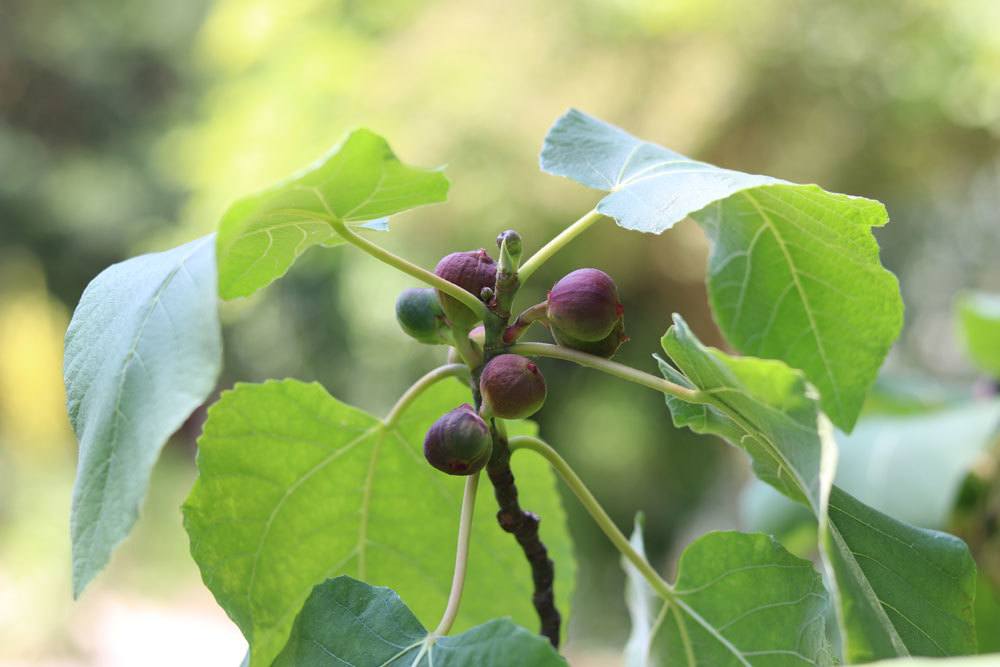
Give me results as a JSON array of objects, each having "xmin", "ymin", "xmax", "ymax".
[
  {"xmin": 542, "ymin": 109, "xmax": 902, "ymax": 430},
  {"xmin": 216, "ymin": 129, "xmax": 449, "ymax": 299},
  {"xmin": 65, "ymin": 234, "xmax": 222, "ymax": 596},
  {"xmin": 184, "ymin": 378, "xmax": 573, "ymax": 667},
  {"xmin": 269, "ymin": 576, "xmax": 566, "ymax": 666}
]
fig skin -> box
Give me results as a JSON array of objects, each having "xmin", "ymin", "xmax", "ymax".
[
  {"xmin": 480, "ymin": 354, "xmax": 547, "ymax": 419},
  {"xmin": 551, "ymin": 318, "xmax": 628, "ymax": 359},
  {"xmin": 395, "ymin": 287, "xmax": 449, "ymax": 344},
  {"xmin": 423, "ymin": 404, "xmax": 493, "ymax": 476},
  {"xmin": 434, "ymin": 250, "xmax": 497, "ymax": 329},
  {"xmin": 547, "ymin": 268, "xmax": 623, "ymax": 342}
]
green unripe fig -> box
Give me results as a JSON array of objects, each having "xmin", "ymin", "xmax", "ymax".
[
  {"xmin": 480, "ymin": 354, "xmax": 547, "ymax": 419},
  {"xmin": 434, "ymin": 249, "xmax": 497, "ymax": 329},
  {"xmin": 423, "ymin": 404, "xmax": 493, "ymax": 475},
  {"xmin": 395, "ymin": 288, "xmax": 449, "ymax": 344},
  {"xmin": 547, "ymin": 268, "xmax": 623, "ymax": 342},
  {"xmin": 496, "ymin": 229, "xmax": 522, "ymax": 262},
  {"xmin": 552, "ymin": 318, "xmax": 628, "ymax": 359}
]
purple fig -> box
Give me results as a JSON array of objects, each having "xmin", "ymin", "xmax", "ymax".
[
  {"xmin": 424, "ymin": 404, "xmax": 492, "ymax": 475},
  {"xmin": 547, "ymin": 268, "xmax": 623, "ymax": 342},
  {"xmin": 480, "ymin": 354, "xmax": 547, "ymax": 419},
  {"xmin": 434, "ymin": 250, "xmax": 497, "ymax": 329}
]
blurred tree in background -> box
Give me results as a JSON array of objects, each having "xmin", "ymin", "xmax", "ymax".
[{"xmin": 2, "ymin": 0, "xmax": 999, "ymax": 664}]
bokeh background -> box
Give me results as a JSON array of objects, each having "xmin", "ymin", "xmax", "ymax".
[{"xmin": 3, "ymin": 0, "xmax": 1000, "ymax": 665}]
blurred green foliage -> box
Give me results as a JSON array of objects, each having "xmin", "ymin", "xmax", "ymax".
[{"xmin": 3, "ymin": 0, "xmax": 1000, "ymax": 663}]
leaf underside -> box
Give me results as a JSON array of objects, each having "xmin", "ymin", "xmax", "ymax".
[
  {"xmin": 215, "ymin": 128, "xmax": 449, "ymax": 299},
  {"xmin": 65, "ymin": 234, "xmax": 222, "ymax": 596},
  {"xmin": 541, "ymin": 108, "xmax": 902, "ymax": 431},
  {"xmin": 184, "ymin": 378, "xmax": 574, "ymax": 667},
  {"xmin": 658, "ymin": 316, "xmax": 977, "ymax": 662}
]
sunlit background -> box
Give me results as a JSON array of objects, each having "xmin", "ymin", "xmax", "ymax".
[{"xmin": 3, "ymin": 0, "xmax": 1000, "ymax": 664}]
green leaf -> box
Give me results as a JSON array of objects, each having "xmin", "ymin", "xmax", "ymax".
[
  {"xmin": 621, "ymin": 521, "xmax": 831, "ymax": 666},
  {"xmin": 216, "ymin": 129, "xmax": 449, "ymax": 299},
  {"xmin": 65, "ymin": 234, "xmax": 222, "ymax": 597},
  {"xmin": 957, "ymin": 291, "xmax": 1000, "ymax": 377},
  {"xmin": 658, "ymin": 315, "xmax": 977, "ymax": 662},
  {"xmin": 542, "ymin": 109, "xmax": 902, "ymax": 431},
  {"xmin": 834, "ymin": 401, "xmax": 1000, "ymax": 529},
  {"xmin": 744, "ymin": 400, "xmax": 1000, "ymax": 533},
  {"xmin": 268, "ymin": 576, "xmax": 566, "ymax": 666},
  {"xmin": 184, "ymin": 378, "xmax": 573, "ymax": 667}
]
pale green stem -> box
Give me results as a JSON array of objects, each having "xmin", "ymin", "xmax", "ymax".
[
  {"xmin": 384, "ymin": 364, "xmax": 470, "ymax": 427},
  {"xmin": 432, "ymin": 472, "xmax": 480, "ymax": 636},
  {"xmin": 518, "ymin": 209, "xmax": 604, "ymax": 283},
  {"xmin": 508, "ymin": 342, "xmax": 704, "ymax": 403},
  {"xmin": 507, "ymin": 436, "xmax": 675, "ymax": 600},
  {"xmin": 330, "ymin": 218, "xmax": 488, "ymax": 320},
  {"xmin": 450, "ymin": 327, "xmax": 484, "ymax": 369}
]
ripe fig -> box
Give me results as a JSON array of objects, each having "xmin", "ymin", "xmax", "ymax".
[
  {"xmin": 551, "ymin": 318, "xmax": 628, "ymax": 359},
  {"xmin": 434, "ymin": 249, "xmax": 497, "ymax": 329},
  {"xmin": 395, "ymin": 288, "xmax": 449, "ymax": 344},
  {"xmin": 423, "ymin": 404, "xmax": 492, "ymax": 475},
  {"xmin": 480, "ymin": 354, "xmax": 547, "ymax": 419},
  {"xmin": 547, "ymin": 268, "xmax": 623, "ymax": 342}
]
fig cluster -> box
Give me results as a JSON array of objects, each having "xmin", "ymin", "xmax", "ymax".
[{"xmin": 396, "ymin": 245, "xmax": 629, "ymax": 479}]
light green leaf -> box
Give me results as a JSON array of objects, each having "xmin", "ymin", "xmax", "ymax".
[
  {"xmin": 744, "ymin": 400, "xmax": 1000, "ymax": 533},
  {"xmin": 621, "ymin": 522, "xmax": 831, "ymax": 666},
  {"xmin": 216, "ymin": 129, "xmax": 449, "ymax": 299},
  {"xmin": 957, "ymin": 291, "xmax": 1000, "ymax": 377},
  {"xmin": 658, "ymin": 315, "xmax": 977, "ymax": 662},
  {"xmin": 834, "ymin": 401, "xmax": 1000, "ymax": 529},
  {"xmin": 65, "ymin": 234, "xmax": 222, "ymax": 597},
  {"xmin": 184, "ymin": 378, "xmax": 573, "ymax": 667},
  {"xmin": 268, "ymin": 576, "xmax": 566, "ymax": 666},
  {"xmin": 542, "ymin": 109, "xmax": 902, "ymax": 430}
]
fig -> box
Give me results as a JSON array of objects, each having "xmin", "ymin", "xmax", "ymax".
[
  {"xmin": 434, "ymin": 250, "xmax": 497, "ymax": 329},
  {"xmin": 395, "ymin": 287, "xmax": 449, "ymax": 344},
  {"xmin": 546, "ymin": 268, "xmax": 623, "ymax": 342},
  {"xmin": 423, "ymin": 404, "xmax": 492, "ymax": 475},
  {"xmin": 480, "ymin": 354, "xmax": 547, "ymax": 419}
]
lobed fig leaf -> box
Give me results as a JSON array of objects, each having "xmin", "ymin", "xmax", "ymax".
[
  {"xmin": 542, "ymin": 109, "xmax": 903, "ymax": 431},
  {"xmin": 216, "ymin": 129, "xmax": 449, "ymax": 300}
]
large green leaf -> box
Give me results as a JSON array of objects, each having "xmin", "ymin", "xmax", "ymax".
[
  {"xmin": 216, "ymin": 129, "xmax": 449, "ymax": 299},
  {"xmin": 65, "ymin": 234, "xmax": 222, "ymax": 597},
  {"xmin": 658, "ymin": 315, "xmax": 977, "ymax": 662},
  {"xmin": 267, "ymin": 576, "xmax": 566, "ymax": 666},
  {"xmin": 622, "ymin": 521, "xmax": 831, "ymax": 666},
  {"xmin": 957, "ymin": 291, "xmax": 1000, "ymax": 377},
  {"xmin": 542, "ymin": 109, "xmax": 902, "ymax": 431},
  {"xmin": 184, "ymin": 378, "xmax": 574, "ymax": 667}
]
